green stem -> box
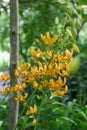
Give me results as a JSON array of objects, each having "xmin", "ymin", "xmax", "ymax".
[
  {"xmin": 34, "ymin": 92, "xmax": 45, "ymax": 130},
  {"xmin": 14, "ymin": 84, "xmax": 41, "ymax": 130},
  {"xmin": 20, "ymin": 85, "xmax": 39, "ymax": 116},
  {"xmin": 20, "ymin": 119, "xmax": 28, "ymax": 130}
]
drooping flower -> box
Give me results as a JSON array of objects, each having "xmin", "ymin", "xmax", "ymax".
[
  {"xmin": 55, "ymin": 85, "xmax": 68, "ymax": 96},
  {"xmin": 15, "ymin": 92, "xmax": 28, "ymax": 102},
  {"xmin": 0, "ymin": 73, "xmax": 10, "ymax": 81},
  {"xmin": 26, "ymin": 104, "xmax": 38, "ymax": 116},
  {"xmin": 65, "ymin": 49, "xmax": 73, "ymax": 59}
]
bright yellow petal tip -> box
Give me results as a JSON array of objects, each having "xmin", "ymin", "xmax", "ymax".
[{"xmin": 32, "ymin": 119, "xmax": 36, "ymax": 125}]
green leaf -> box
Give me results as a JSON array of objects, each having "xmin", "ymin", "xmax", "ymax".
[
  {"xmin": 0, "ymin": 105, "xmax": 7, "ymax": 109},
  {"xmin": 18, "ymin": 116, "xmax": 28, "ymax": 125},
  {"xmin": 76, "ymin": 110, "xmax": 87, "ymax": 120},
  {"xmin": 52, "ymin": 101, "xmax": 67, "ymax": 108},
  {"xmin": 78, "ymin": 0, "xmax": 87, "ymax": 5},
  {"xmin": 0, "ymin": 121, "xmax": 3, "ymax": 127},
  {"xmin": 24, "ymin": 123, "xmax": 32, "ymax": 129},
  {"xmin": 61, "ymin": 117, "xmax": 77, "ymax": 125}
]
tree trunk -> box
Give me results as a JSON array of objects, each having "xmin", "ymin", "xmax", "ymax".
[{"xmin": 8, "ymin": 0, "xmax": 19, "ymax": 130}]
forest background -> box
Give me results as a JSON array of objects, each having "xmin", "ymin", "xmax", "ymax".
[{"xmin": 0, "ymin": 0, "xmax": 87, "ymax": 130}]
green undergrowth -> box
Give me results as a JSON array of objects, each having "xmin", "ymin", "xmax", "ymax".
[{"xmin": 0, "ymin": 96, "xmax": 87, "ymax": 130}]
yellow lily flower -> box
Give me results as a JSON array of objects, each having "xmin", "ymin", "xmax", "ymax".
[
  {"xmin": 40, "ymin": 32, "xmax": 58, "ymax": 46},
  {"xmin": 26, "ymin": 104, "xmax": 38, "ymax": 116}
]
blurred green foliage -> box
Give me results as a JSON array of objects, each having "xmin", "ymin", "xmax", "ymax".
[
  {"xmin": 0, "ymin": 0, "xmax": 87, "ymax": 100},
  {"xmin": 0, "ymin": 60, "xmax": 9, "ymax": 71},
  {"xmin": 68, "ymin": 60, "xmax": 87, "ymax": 104},
  {"xmin": 0, "ymin": 99, "xmax": 9, "ymax": 130},
  {"xmin": 13, "ymin": 96, "xmax": 87, "ymax": 130},
  {"xmin": 0, "ymin": 0, "xmax": 87, "ymax": 66},
  {"xmin": 0, "ymin": 0, "xmax": 87, "ymax": 99},
  {"xmin": 0, "ymin": 0, "xmax": 87, "ymax": 129},
  {"xmin": 0, "ymin": 0, "xmax": 87, "ymax": 60},
  {"xmin": 0, "ymin": 12, "xmax": 10, "ymax": 52},
  {"xmin": 18, "ymin": 0, "xmax": 82, "ymax": 60}
]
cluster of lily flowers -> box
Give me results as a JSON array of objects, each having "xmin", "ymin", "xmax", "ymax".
[{"xmin": 0, "ymin": 32, "xmax": 80, "ymax": 125}]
